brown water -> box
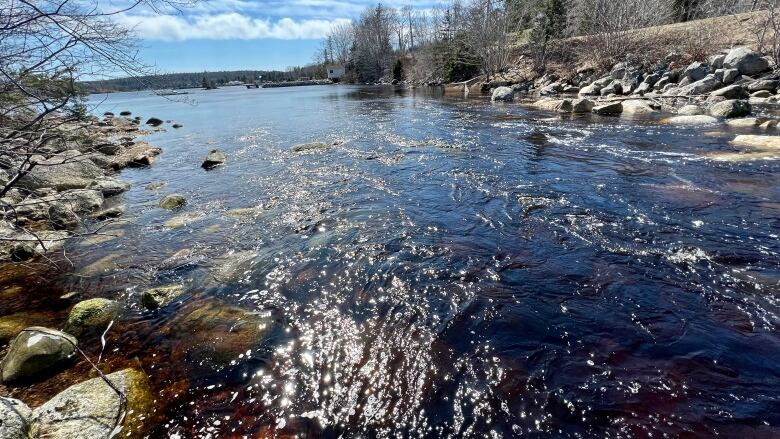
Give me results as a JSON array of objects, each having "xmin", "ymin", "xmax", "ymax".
[{"xmin": 1, "ymin": 85, "xmax": 779, "ymax": 438}]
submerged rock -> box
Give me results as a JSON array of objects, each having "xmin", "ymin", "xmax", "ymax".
[
  {"xmin": 163, "ymin": 211, "xmax": 204, "ymax": 229},
  {"xmin": 159, "ymin": 194, "xmax": 186, "ymax": 210},
  {"xmin": 65, "ymin": 298, "xmax": 120, "ymax": 336},
  {"xmin": 0, "ymin": 397, "xmax": 32, "ymax": 439},
  {"xmin": 141, "ymin": 284, "xmax": 185, "ymax": 310},
  {"xmin": 291, "ymin": 142, "xmax": 331, "ymax": 153},
  {"xmin": 30, "ymin": 368, "xmax": 154, "ymax": 439},
  {"xmin": 0, "ymin": 311, "xmax": 60, "ymax": 343},
  {"xmin": 0, "ymin": 327, "xmax": 76, "ymax": 383},
  {"xmin": 201, "ymin": 149, "xmax": 226, "ymax": 170},
  {"xmin": 172, "ymin": 300, "xmax": 276, "ymax": 365}
]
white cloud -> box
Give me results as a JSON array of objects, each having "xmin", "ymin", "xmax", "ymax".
[{"xmin": 119, "ymin": 13, "xmax": 352, "ymax": 41}]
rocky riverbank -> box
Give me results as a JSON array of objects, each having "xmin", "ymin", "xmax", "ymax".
[
  {"xmin": 484, "ymin": 46, "xmax": 780, "ymax": 161},
  {"xmin": 0, "ymin": 113, "xmax": 172, "ymax": 262}
]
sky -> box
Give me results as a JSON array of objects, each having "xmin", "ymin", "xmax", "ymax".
[{"xmin": 117, "ymin": 0, "xmax": 441, "ymax": 73}]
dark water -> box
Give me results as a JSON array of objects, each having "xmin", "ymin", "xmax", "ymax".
[{"xmin": 2, "ymin": 85, "xmax": 780, "ymax": 437}]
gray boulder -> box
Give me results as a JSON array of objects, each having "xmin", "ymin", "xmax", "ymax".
[
  {"xmin": 592, "ymin": 102, "xmax": 623, "ymax": 115},
  {"xmin": 17, "ymin": 151, "xmax": 103, "ymax": 191},
  {"xmin": 87, "ymin": 177, "xmax": 130, "ymax": 197},
  {"xmin": 708, "ymin": 54, "xmax": 726, "ymax": 69},
  {"xmin": 0, "ymin": 327, "xmax": 76, "ymax": 383},
  {"xmin": 710, "ymin": 84, "xmax": 749, "ymax": 100},
  {"xmin": 621, "ymin": 99, "xmax": 657, "ymax": 114},
  {"xmin": 201, "ymin": 149, "xmax": 227, "ymax": 170},
  {"xmin": 715, "ymin": 68, "xmax": 739, "ymax": 84},
  {"xmin": 572, "ymin": 99, "xmax": 595, "ymax": 113},
  {"xmin": 0, "ymin": 397, "xmax": 32, "ymax": 439},
  {"xmin": 578, "ymin": 83, "xmax": 601, "ymax": 96},
  {"xmin": 48, "ymin": 202, "xmax": 80, "ymax": 230},
  {"xmin": 678, "ymin": 75, "xmax": 723, "ymax": 95},
  {"xmin": 723, "ymin": 47, "xmax": 770, "ymax": 76},
  {"xmin": 747, "ymin": 79, "xmax": 779, "ymax": 92},
  {"xmin": 491, "ymin": 87, "xmax": 514, "ymax": 102},
  {"xmin": 600, "ymin": 80, "xmax": 623, "ymax": 96},
  {"xmin": 710, "ymin": 99, "xmax": 752, "ymax": 118},
  {"xmin": 685, "ymin": 62, "xmax": 709, "ymax": 81},
  {"xmin": 30, "ymin": 368, "xmax": 154, "ymax": 439}
]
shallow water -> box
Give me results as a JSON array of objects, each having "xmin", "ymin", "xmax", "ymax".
[{"xmin": 2, "ymin": 85, "xmax": 780, "ymax": 437}]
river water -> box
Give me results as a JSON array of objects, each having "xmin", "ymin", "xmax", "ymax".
[{"xmin": 2, "ymin": 85, "xmax": 779, "ymax": 437}]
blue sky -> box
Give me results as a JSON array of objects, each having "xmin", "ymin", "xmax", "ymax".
[{"xmin": 118, "ymin": 0, "xmax": 441, "ymax": 73}]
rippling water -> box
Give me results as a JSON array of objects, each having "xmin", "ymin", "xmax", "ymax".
[{"xmin": 2, "ymin": 85, "xmax": 780, "ymax": 437}]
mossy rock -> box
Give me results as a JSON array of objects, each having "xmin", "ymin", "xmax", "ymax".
[
  {"xmin": 141, "ymin": 284, "xmax": 185, "ymax": 310},
  {"xmin": 159, "ymin": 194, "xmax": 186, "ymax": 210},
  {"xmin": 65, "ymin": 298, "xmax": 120, "ymax": 336}
]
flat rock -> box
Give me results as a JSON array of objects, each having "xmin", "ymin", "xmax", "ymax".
[
  {"xmin": 0, "ymin": 327, "xmax": 76, "ymax": 383},
  {"xmin": 663, "ymin": 115, "xmax": 719, "ymax": 125},
  {"xmin": 726, "ymin": 118, "xmax": 763, "ymax": 127},
  {"xmin": 30, "ymin": 368, "xmax": 154, "ymax": 439},
  {"xmin": 592, "ymin": 102, "xmax": 623, "ymax": 115},
  {"xmin": 87, "ymin": 177, "xmax": 130, "ymax": 197},
  {"xmin": 678, "ymin": 104, "xmax": 704, "ymax": 115},
  {"xmin": 620, "ymin": 99, "xmax": 657, "ymax": 114},
  {"xmin": 141, "ymin": 284, "xmax": 186, "ymax": 310},
  {"xmin": 17, "ymin": 151, "xmax": 103, "ymax": 191},
  {"xmin": 731, "ymin": 135, "xmax": 780, "ymax": 150}
]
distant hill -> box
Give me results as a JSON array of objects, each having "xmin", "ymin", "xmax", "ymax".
[{"xmin": 80, "ymin": 69, "xmax": 321, "ymax": 93}]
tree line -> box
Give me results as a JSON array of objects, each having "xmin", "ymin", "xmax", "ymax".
[{"xmin": 313, "ymin": 0, "xmax": 763, "ymax": 84}]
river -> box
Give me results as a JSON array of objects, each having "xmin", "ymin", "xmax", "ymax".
[{"xmin": 1, "ymin": 85, "xmax": 779, "ymax": 437}]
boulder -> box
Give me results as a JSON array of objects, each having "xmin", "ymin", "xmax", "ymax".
[
  {"xmin": 709, "ymin": 100, "xmax": 751, "ymax": 118},
  {"xmin": 201, "ymin": 149, "xmax": 226, "ymax": 170},
  {"xmin": 159, "ymin": 194, "xmax": 186, "ymax": 210},
  {"xmin": 572, "ymin": 99, "xmax": 595, "ymax": 113},
  {"xmin": 87, "ymin": 177, "xmax": 130, "ymax": 197},
  {"xmin": 663, "ymin": 115, "xmax": 719, "ymax": 125},
  {"xmin": 610, "ymin": 62, "xmax": 628, "ymax": 79},
  {"xmin": 685, "ymin": 62, "xmax": 709, "ymax": 81},
  {"xmin": 723, "ymin": 47, "xmax": 770, "ymax": 75},
  {"xmin": 710, "ymin": 84, "xmax": 749, "ymax": 100},
  {"xmin": 578, "ymin": 83, "xmax": 601, "ymax": 96},
  {"xmin": 540, "ymin": 82, "xmax": 563, "ymax": 95},
  {"xmin": 56, "ymin": 189, "xmax": 104, "ymax": 214},
  {"xmin": 172, "ymin": 124, "xmax": 183, "ymax": 129},
  {"xmin": 759, "ymin": 120, "xmax": 779, "ymax": 130},
  {"xmin": 0, "ymin": 397, "xmax": 32, "ymax": 439},
  {"xmin": 731, "ymin": 135, "xmax": 780, "ymax": 150},
  {"xmin": 678, "ymin": 75, "xmax": 723, "ymax": 95},
  {"xmin": 30, "ymin": 368, "xmax": 154, "ymax": 439},
  {"xmin": 119, "ymin": 111, "xmax": 132, "ymax": 116},
  {"xmin": 17, "ymin": 151, "xmax": 103, "ymax": 191},
  {"xmin": 145, "ymin": 117, "xmax": 163, "ymax": 127},
  {"xmin": 708, "ymin": 54, "xmax": 726, "ymax": 69},
  {"xmin": 678, "ymin": 104, "xmax": 704, "ymax": 115},
  {"xmin": 620, "ymin": 99, "xmax": 657, "ymax": 114},
  {"xmin": 600, "ymin": 80, "xmax": 622, "ymax": 96},
  {"xmin": 172, "ymin": 300, "xmax": 277, "ymax": 365},
  {"xmin": 64, "ymin": 298, "xmax": 120, "ymax": 336},
  {"xmin": 654, "ymin": 77, "xmax": 671, "ymax": 90},
  {"xmin": 747, "ymin": 79, "xmax": 779, "ymax": 92},
  {"xmin": 112, "ymin": 144, "xmax": 161, "ymax": 170},
  {"xmin": 592, "ymin": 102, "xmax": 623, "ymax": 115},
  {"xmin": 94, "ymin": 143, "xmax": 121, "ymax": 155},
  {"xmin": 0, "ymin": 327, "xmax": 76, "ymax": 383},
  {"xmin": 721, "ymin": 69, "xmax": 739, "ymax": 84},
  {"xmin": 491, "ymin": 87, "xmax": 514, "ymax": 102},
  {"xmin": 141, "ymin": 284, "xmax": 185, "ymax": 310},
  {"xmin": 531, "ymin": 99, "xmax": 567, "ymax": 111},
  {"xmin": 48, "ymin": 202, "xmax": 80, "ymax": 230}
]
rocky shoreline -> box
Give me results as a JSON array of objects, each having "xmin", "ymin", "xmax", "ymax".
[{"xmin": 482, "ymin": 46, "xmax": 780, "ymax": 160}]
